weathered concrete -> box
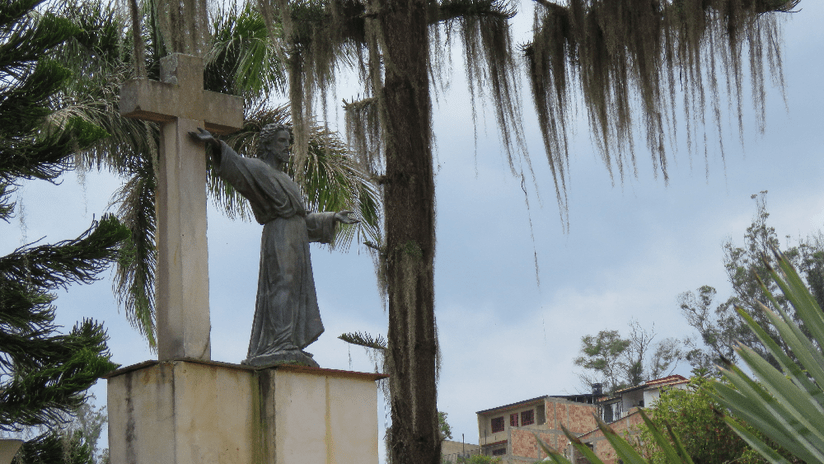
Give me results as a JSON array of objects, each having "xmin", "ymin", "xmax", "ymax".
[
  {"xmin": 119, "ymin": 54, "xmax": 243, "ymax": 361},
  {"xmin": 0, "ymin": 439, "xmax": 23, "ymax": 464},
  {"xmin": 106, "ymin": 360, "xmax": 384, "ymax": 464},
  {"xmin": 154, "ymin": 114, "xmax": 213, "ymax": 361},
  {"xmin": 120, "ymin": 54, "xmax": 243, "ymax": 135}
]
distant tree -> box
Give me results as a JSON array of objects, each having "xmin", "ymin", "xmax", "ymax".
[
  {"xmin": 59, "ymin": 401, "xmax": 110, "ymax": 464},
  {"xmin": 0, "ymin": 0, "xmax": 127, "ymax": 459},
  {"xmin": 438, "ymin": 411, "xmax": 453, "ymax": 442},
  {"xmin": 12, "ymin": 402, "xmax": 110, "ymax": 464},
  {"xmin": 576, "ymin": 321, "xmax": 681, "ymax": 394},
  {"xmin": 12, "ymin": 432, "xmax": 94, "ymax": 464},
  {"xmin": 679, "ymin": 192, "xmax": 824, "ymax": 373},
  {"xmin": 575, "ymin": 329, "xmax": 630, "ymax": 393},
  {"xmin": 636, "ymin": 376, "xmax": 765, "ymax": 464}
]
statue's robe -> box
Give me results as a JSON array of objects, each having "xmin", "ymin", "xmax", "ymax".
[{"xmin": 216, "ymin": 142, "xmax": 336, "ymax": 363}]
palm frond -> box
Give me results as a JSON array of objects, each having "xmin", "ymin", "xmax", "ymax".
[
  {"xmin": 110, "ymin": 166, "xmax": 157, "ymax": 349},
  {"xmin": 50, "ymin": 0, "xmax": 160, "ymax": 176},
  {"xmin": 220, "ymin": 105, "xmax": 382, "ymax": 249},
  {"xmin": 338, "ymin": 331, "xmax": 387, "ymax": 350},
  {"xmin": 205, "ymin": 1, "xmax": 287, "ymax": 97}
]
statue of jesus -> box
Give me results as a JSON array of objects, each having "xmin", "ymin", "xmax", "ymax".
[{"xmin": 190, "ymin": 124, "xmax": 357, "ymax": 367}]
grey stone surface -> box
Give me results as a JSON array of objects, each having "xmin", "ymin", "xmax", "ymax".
[
  {"xmin": 121, "ymin": 53, "xmax": 243, "ymax": 361},
  {"xmin": 106, "ymin": 360, "xmax": 384, "ymax": 464},
  {"xmin": 0, "ymin": 439, "xmax": 23, "ymax": 464}
]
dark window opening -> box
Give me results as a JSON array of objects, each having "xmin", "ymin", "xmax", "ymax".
[
  {"xmin": 603, "ymin": 404, "xmax": 614, "ymax": 423},
  {"xmin": 491, "ymin": 416, "xmax": 505, "ymax": 433},
  {"xmin": 492, "ymin": 448, "xmax": 506, "ymax": 456},
  {"xmin": 510, "ymin": 413, "xmax": 519, "ymax": 427},
  {"xmin": 521, "ymin": 409, "xmax": 535, "ymax": 426}
]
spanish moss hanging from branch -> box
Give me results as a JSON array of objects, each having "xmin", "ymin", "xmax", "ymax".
[
  {"xmin": 256, "ymin": 0, "xmax": 367, "ymax": 179},
  {"xmin": 438, "ymin": 0, "xmax": 526, "ymax": 172},
  {"xmin": 525, "ymin": 0, "xmax": 799, "ymax": 212}
]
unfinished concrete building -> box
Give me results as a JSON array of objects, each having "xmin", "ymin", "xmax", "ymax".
[{"xmin": 475, "ymin": 375, "xmax": 689, "ymax": 464}]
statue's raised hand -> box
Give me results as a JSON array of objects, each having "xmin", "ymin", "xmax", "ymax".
[
  {"xmin": 334, "ymin": 211, "xmax": 359, "ymax": 225},
  {"xmin": 189, "ymin": 127, "xmax": 220, "ymax": 149}
]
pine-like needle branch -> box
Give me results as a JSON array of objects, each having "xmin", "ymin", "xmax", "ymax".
[
  {"xmin": 0, "ymin": 0, "xmax": 128, "ymax": 434},
  {"xmin": 0, "ymin": 216, "xmax": 128, "ymax": 431}
]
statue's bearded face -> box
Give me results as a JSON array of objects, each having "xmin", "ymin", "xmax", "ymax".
[{"xmin": 262, "ymin": 129, "xmax": 291, "ymax": 162}]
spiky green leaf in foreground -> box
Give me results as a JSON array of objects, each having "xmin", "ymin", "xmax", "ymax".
[{"xmin": 711, "ymin": 251, "xmax": 824, "ymax": 463}]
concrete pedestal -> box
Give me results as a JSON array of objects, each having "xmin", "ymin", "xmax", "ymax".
[
  {"xmin": 106, "ymin": 360, "xmax": 385, "ymax": 464},
  {"xmin": 0, "ymin": 439, "xmax": 23, "ymax": 464}
]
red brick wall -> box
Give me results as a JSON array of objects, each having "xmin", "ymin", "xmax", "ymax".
[
  {"xmin": 609, "ymin": 409, "xmax": 644, "ymax": 434},
  {"xmin": 553, "ymin": 402, "xmax": 565, "ymax": 429},
  {"xmin": 510, "ymin": 428, "xmax": 569, "ymax": 460},
  {"xmin": 544, "ymin": 398, "xmax": 598, "ymax": 434},
  {"xmin": 478, "ymin": 398, "xmax": 600, "ymax": 462},
  {"xmin": 598, "ymin": 439, "xmax": 618, "ymax": 464},
  {"xmin": 566, "ymin": 402, "xmax": 597, "ymax": 434},
  {"xmin": 572, "ymin": 410, "xmax": 646, "ymax": 464},
  {"xmin": 511, "ymin": 428, "xmax": 537, "ymax": 458},
  {"xmin": 538, "ymin": 431, "xmax": 565, "ymax": 459}
]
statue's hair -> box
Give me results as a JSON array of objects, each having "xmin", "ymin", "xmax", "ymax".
[{"xmin": 260, "ymin": 123, "xmax": 292, "ymax": 146}]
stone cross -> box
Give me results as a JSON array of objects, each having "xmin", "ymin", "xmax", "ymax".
[{"xmin": 120, "ymin": 54, "xmax": 243, "ymax": 360}]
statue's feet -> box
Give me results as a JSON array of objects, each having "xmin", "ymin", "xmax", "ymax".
[{"xmin": 243, "ymin": 349, "xmax": 320, "ymax": 368}]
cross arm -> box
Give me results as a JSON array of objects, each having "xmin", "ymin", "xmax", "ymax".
[{"xmin": 120, "ymin": 79, "xmax": 244, "ymax": 135}]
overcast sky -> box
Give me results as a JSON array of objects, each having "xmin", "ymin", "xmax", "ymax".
[{"xmin": 2, "ymin": 1, "xmax": 823, "ymax": 460}]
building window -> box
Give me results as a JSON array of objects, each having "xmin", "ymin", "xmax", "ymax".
[
  {"xmin": 521, "ymin": 409, "xmax": 535, "ymax": 426},
  {"xmin": 536, "ymin": 404, "xmax": 546, "ymax": 425},
  {"xmin": 491, "ymin": 416, "xmax": 505, "ymax": 433},
  {"xmin": 510, "ymin": 413, "xmax": 519, "ymax": 427},
  {"xmin": 492, "ymin": 448, "xmax": 506, "ymax": 456},
  {"xmin": 603, "ymin": 404, "xmax": 614, "ymax": 423}
]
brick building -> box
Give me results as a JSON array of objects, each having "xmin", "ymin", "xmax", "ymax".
[
  {"xmin": 576, "ymin": 375, "xmax": 688, "ymax": 463},
  {"xmin": 475, "ymin": 375, "xmax": 689, "ymax": 464},
  {"xmin": 572, "ymin": 406, "xmax": 645, "ymax": 463},
  {"xmin": 476, "ymin": 395, "xmax": 600, "ymax": 462}
]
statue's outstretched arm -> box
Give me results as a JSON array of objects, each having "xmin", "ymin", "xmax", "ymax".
[{"xmin": 189, "ymin": 127, "xmax": 222, "ymax": 164}]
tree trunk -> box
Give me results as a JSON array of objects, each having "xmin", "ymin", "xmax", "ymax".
[{"xmin": 377, "ymin": 0, "xmax": 439, "ymax": 461}]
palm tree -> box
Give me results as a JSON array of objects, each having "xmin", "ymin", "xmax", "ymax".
[{"xmin": 49, "ymin": 0, "xmax": 381, "ymax": 347}]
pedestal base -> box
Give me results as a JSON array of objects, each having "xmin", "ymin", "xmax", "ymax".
[
  {"xmin": 0, "ymin": 439, "xmax": 23, "ymax": 464},
  {"xmin": 105, "ymin": 359, "xmax": 385, "ymax": 464}
]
